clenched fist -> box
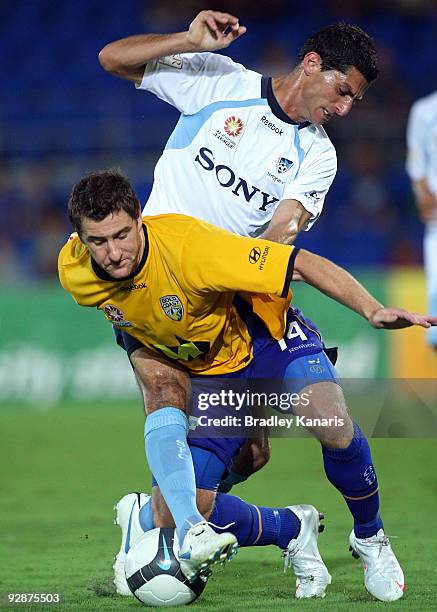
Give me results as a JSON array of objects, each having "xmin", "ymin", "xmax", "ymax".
[{"xmin": 186, "ymin": 10, "xmax": 246, "ymax": 52}]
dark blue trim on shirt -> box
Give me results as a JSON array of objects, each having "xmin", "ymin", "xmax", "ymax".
[{"xmin": 262, "ymin": 76, "xmax": 310, "ymax": 130}]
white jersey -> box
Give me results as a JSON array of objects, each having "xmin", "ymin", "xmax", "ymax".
[
  {"xmin": 406, "ymin": 90, "xmax": 437, "ymax": 196},
  {"xmin": 137, "ymin": 52, "xmax": 337, "ymax": 236},
  {"xmin": 406, "ymin": 91, "xmax": 437, "ymax": 347}
]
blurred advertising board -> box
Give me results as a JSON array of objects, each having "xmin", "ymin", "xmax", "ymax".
[{"xmin": 0, "ymin": 270, "xmax": 435, "ymax": 408}]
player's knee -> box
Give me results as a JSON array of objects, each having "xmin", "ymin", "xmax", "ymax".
[{"xmin": 130, "ymin": 353, "xmax": 190, "ymax": 415}]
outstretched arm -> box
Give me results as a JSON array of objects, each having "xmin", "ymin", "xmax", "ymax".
[
  {"xmin": 98, "ymin": 10, "xmax": 246, "ymax": 84},
  {"xmin": 294, "ymin": 249, "xmax": 437, "ymax": 329}
]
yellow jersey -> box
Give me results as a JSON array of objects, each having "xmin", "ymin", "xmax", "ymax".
[{"xmin": 58, "ymin": 214, "xmax": 295, "ymax": 375}]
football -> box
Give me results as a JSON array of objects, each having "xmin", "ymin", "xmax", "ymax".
[{"xmin": 125, "ymin": 528, "xmax": 208, "ymax": 606}]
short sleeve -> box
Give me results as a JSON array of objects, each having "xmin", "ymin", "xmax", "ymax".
[
  {"xmin": 282, "ymin": 130, "xmax": 337, "ymax": 230},
  {"xmin": 181, "ymin": 219, "xmax": 295, "ymax": 298},
  {"xmin": 135, "ymin": 52, "xmax": 262, "ymax": 115}
]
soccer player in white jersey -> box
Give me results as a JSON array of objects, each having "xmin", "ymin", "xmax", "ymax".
[
  {"xmin": 406, "ymin": 91, "xmax": 437, "ymax": 349},
  {"xmin": 99, "ymin": 10, "xmax": 405, "ymax": 601}
]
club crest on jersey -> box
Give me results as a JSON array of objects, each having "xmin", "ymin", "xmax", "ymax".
[
  {"xmin": 160, "ymin": 295, "xmax": 184, "ymax": 321},
  {"xmin": 103, "ymin": 304, "xmax": 133, "ymax": 327},
  {"xmin": 224, "ymin": 116, "xmax": 244, "ymax": 138},
  {"xmin": 277, "ymin": 157, "xmax": 293, "ymax": 174}
]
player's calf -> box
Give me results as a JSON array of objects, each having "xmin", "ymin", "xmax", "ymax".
[
  {"xmin": 293, "ymin": 380, "xmax": 354, "ymax": 448},
  {"xmin": 152, "ymin": 486, "xmax": 216, "ymax": 527}
]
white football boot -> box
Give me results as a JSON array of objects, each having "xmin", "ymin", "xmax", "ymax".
[
  {"xmin": 349, "ymin": 529, "xmax": 405, "ymax": 601},
  {"xmin": 113, "ymin": 492, "xmax": 150, "ymax": 596},
  {"xmin": 178, "ymin": 521, "xmax": 238, "ymax": 582},
  {"xmin": 283, "ymin": 505, "xmax": 331, "ymax": 598}
]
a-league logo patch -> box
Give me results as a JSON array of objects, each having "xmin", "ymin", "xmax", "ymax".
[
  {"xmin": 160, "ymin": 295, "xmax": 184, "ymax": 321},
  {"xmin": 224, "ymin": 116, "xmax": 244, "ymax": 138},
  {"xmin": 102, "ymin": 304, "xmax": 133, "ymax": 327},
  {"xmin": 276, "ymin": 157, "xmax": 293, "ymax": 174}
]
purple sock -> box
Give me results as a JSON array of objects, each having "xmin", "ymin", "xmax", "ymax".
[
  {"xmin": 322, "ymin": 422, "xmax": 383, "ymax": 538},
  {"xmin": 209, "ymin": 493, "xmax": 300, "ymax": 548}
]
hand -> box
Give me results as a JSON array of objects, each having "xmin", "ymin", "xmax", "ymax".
[
  {"xmin": 186, "ymin": 10, "xmax": 246, "ymax": 52},
  {"xmin": 414, "ymin": 186, "xmax": 437, "ymax": 223},
  {"xmin": 369, "ymin": 307, "xmax": 437, "ymax": 329},
  {"xmin": 417, "ymin": 196, "xmax": 437, "ymax": 223}
]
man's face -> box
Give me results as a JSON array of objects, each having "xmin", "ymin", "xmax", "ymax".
[
  {"xmin": 80, "ymin": 209, "xmax": 144, "ymax": 279},
  {"xmin": 301, "ymin": 54, "xmax": 369, "ymax": 125}
]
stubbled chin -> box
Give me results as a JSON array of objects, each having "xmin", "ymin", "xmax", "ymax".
[{"xmin": 108, "ymin": 266, "xmax": 132, "ymax": 279}]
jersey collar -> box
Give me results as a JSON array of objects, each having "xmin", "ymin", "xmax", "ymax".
[
  {"xmin": 261, "ymin": 76, "xmax": 311, "ymax": 130},
  {"xmin": 91, "ymin": 224, "xmax": 149, "ymax": 282}
]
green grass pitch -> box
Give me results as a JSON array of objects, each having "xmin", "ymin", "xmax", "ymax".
[{"xmin": 1, "ymin": 404, "xmax": 436, "ymax": 610}]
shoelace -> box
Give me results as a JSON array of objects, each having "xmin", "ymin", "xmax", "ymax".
[
  {"xmin": 206, "ymin": 520, "xmax": 235, "ymax": 531},
  {"xmin": 282, "ymin": 548, "xmax": 302, "ymax": 573},
  {"xmin": 282, "ymin": 549, "xmax": 292, "ymax": 572},
  {"xmin": 374, "ymin": 534, "xmax": 398, "ymax": 558},
  {"xmin": 357, "ymin": 533, "xmax": 398, "ymax": 559},
  {"xmin": 188, "ymin": 520, "xmax": 235, "ymax": 533}
]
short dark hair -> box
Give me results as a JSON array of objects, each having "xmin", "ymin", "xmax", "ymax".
[
  {"xmin": 297, "ymin": 23, "xmax": 378, "ymax": 83},
  {"xmin": 68, "ymin": 169, "xmax": 140, "ymax": 234}
]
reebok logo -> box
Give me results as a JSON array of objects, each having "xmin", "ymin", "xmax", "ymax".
[
  {"xmin": 260, "ymin": 115, "xmax": 284, "ymax": 136},
  {"xmin": 120, "ymin": 282, "xmax": 147, "ymax": 292}
]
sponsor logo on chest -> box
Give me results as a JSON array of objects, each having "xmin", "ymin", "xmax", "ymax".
[{"xmin": 194, "ymin": 146, "xmax": 279, "ymax": 212}]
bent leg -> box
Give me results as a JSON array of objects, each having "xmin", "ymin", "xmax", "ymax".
[
  {"xmin": 151, "ymin": 445, "xmax": 226, "ymax": 528},
  {"xmin": 129, "ymin": 345, "xmax": 203, "ymax": 545},
  {"xmin": 152, "ymin": 445, "xmax": 300, "ymax": 548},
  {"xmin": 286, "ymin": 360, "xmax": 382, "ymax": 538}
]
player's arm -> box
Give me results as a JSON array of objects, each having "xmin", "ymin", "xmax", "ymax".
[
  {"xmin": 410, "ymin": 177, "xmax": 437, "ymax": 224},
  {"xmin": 259, "ymin": 199, "xmax": 311, "ymax": 245},
  {"xmin": 406, "ymin": 101, "xmax": 437, "ymax": 223},
  {"xmin": 259, "ymin": 198, "xmax": 310, "ymax": 281},
  {"xmin": 294, "ymin": 249, "xmax": 437, "ymax": 329},
  {"xmin": 183, "ymin": 220, "xmax": 296, "ymax": 298},
  {"xmin": 259, "ymin": 138, "xmax": 336, "ymax": 282},
  {"xmin": 98, "ymin": 10, "xmax": 246, "ymax": 84}
]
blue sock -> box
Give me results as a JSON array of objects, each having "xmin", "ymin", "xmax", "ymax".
[
  {"xmin": 144, "ymin": 408, "xmax": 203, "ymax": 545},
  {"xmin": 138, "ymin": 498, "xmax": 154, "ymax": 532},
  {"xmin": 322, "ymin": 422, "xmax": 383, "ymax": 538},
  {"xmin": 209, "ymin": 493, "xmax": 300, "ymax": 548}
]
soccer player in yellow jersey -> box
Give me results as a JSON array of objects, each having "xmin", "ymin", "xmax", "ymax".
[{"xmin": 59, "ymin": 171, "xmax": 436, "ymax": 596}]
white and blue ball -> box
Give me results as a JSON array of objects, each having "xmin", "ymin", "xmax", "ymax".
[{"xmin": 125, "ymin": 528, "xmax": 208, "ymax": 607}]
